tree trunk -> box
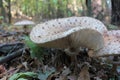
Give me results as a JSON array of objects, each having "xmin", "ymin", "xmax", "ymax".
[
  {"xmin": 8, "ymin": 0, "xmax": 11, "ymax": 24},
  {"xmin": 111, "ymin": 0, "xmax": 120, "ymax": 26},
  {"xmin": 0, "ymin": 0, "xmax": 3, "ymax": 24},
  {"xmin": 0, "ymin": 0, "xmax": 6, "ymax": 23},
  {"xmin": 86, "ymin": 0, "xmax": 92, "ymax": 16},
  {"xmin": 57, "ymin": 0, "xmax": 64, "ymax": 18}
]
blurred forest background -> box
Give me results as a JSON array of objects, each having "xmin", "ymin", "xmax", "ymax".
[
  {"xmin": 0, "ymin": 0, "xmax": 120, "ymax": 27},
  {"xmin": 0, "ymin": 0, "xmax": 120, "ymax": 80}
]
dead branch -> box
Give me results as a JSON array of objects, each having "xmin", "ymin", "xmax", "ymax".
[
  {"xmin": 0, "ymin": 42, "xmax": 25, "ymax": 55},
  {"xmin": 0, "ymin": 48, "xmax": 25, "ymax": 64}
]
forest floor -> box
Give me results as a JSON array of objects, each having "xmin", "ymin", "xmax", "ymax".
[{"xmin": 0, "ymin": 23, "xmax": 120, "ymax": 80}]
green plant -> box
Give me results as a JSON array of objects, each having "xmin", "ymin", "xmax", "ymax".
[
  {"xmin": 0, "ymin": 16, "xmax": 3, "ymax": 19},
  {"xmin": 24, "ymin": 36, "xmax": 44, "ymax": 62},
  {"xmin": 107, "ymin": 24, "xmax": 119, "ymax": 30},
  {"xmin": 9, "ymin": 72, "xmax": 38, "ymax": 80}
]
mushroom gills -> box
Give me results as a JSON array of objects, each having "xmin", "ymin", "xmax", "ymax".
[{"xmin": 69, "ymin": 28, "xmax": 104, "ymax": 52}]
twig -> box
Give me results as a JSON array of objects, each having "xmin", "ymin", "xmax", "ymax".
[
  {"xmin": 0, "ymin": 31, "xmax": 17, "ymax": 37},
  {"xmin": 0, "ymin": 42, "xmax": 24, "ymax": 48},
  {"xmin": 0, "ymin": 48, "xmax": 25, "ymax": 64},
  {"xmin": 0, "ymin": 42, "xmax": 25, "ymax": 54}
]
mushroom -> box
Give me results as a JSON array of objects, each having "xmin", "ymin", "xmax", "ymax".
[
  {"xmin": 93, "ymin": 30, "xmax": 120, "ymax": 57},
  {"xmin": 14, "ymin": 20, "xmax": 35, "ymax": 34},
  {"xmin": 30, "ymin": 17, "xmax": 107, "ymax": 56},
  {"xmin": 30, "ymin": 17, "xmax": 109, "ymax": 74}
]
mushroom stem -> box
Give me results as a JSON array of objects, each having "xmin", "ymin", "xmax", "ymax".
[
  {"xmin": 64, "ymin": 47, "xmax": 79, "ymax": 56},
  {"xmin": 23, "ymin": 25, "xmax": 28, "ymax": 35},
  {"xmin": 73, "ymin": 55, "xmax": 78, "ymax": 74},
  {"xmin": 65, "ymin": 47, "xmax": 80, "ymax": 74},
  {"xmin": 23, "ymin": 25, "xmax": 27, "ymax": 31}
]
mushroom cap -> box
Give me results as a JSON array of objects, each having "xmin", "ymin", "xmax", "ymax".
[
  {"xmin": 14, "ymin": 20, "xmax": 35, "ymax": 26},
  {"xmin": 95, "ymin": 30, "xmax": 120, "ymax": 57},
  {"xmin": 107, "ymin": 30, "xmax": 120, "ymax": 37},
  {"xmin": 30, "ymin": 17, "xmax": 107, "ymax": 49}
]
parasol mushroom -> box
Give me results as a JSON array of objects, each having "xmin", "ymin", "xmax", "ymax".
[
  {"xmin": 92, "ymin": 30, "xmax": 120, "ymax": 57},
  {"xmin": 14, "ymin": 20, "xmax": 35, "ymax": 33},
  {"xmin": 30, "ymin": 17, "xmax": 107, "ymax": 56},
  {"xmin": 30, "ymin": 17, "xmax": 109, "ymax": 74}
]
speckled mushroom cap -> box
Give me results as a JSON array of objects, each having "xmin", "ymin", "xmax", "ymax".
[
  {"xmin": 95, "ymin": 30, "xmax": 120, "ymax": 57},
  {"xmin": 30, "ymin": 17, "xmax": 107, "ymax": 49},
  {"xmin": 14, "ymin": 20, "xmax": 35, "ymax": 26},
  {"xmin": 107, "ymin": 30, "xmax": 120, "ymax": 37}
]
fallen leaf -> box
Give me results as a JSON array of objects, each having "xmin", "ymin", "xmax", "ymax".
[
  {"xmin": 67, "ymin": 75, "xmax": 77, "ymax": 80},
  {"xmin": 0, "ymin": 65, "xmax": 6, "ymax": 78},
  {"xmin": 78, "ymin": 65, "xmax": 90, "ymax": 80}
]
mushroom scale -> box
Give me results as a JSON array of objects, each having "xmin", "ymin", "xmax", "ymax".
[
  {"xmin": 108, "ymin": 30, "xmax": 120, "ymax": 38},
  {"xmin": 30, "ymin": 17, "xmax": 107, "ymax": 50}
]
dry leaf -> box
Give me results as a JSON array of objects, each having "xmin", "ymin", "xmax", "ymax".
[
  {"xmin": 0, "ymin": 76, "xmax": 7, "ymax": 80},
  {"xmin": 0, "ymin": 65, "xmax": 6, "ymax": 78},
  {"xmin": 67, "ymin": 75, "xmax": 77, "ymax": 80},
  {"xmin": 78, "ymin": 65, "xmax": 90, "ymax": 80}
]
